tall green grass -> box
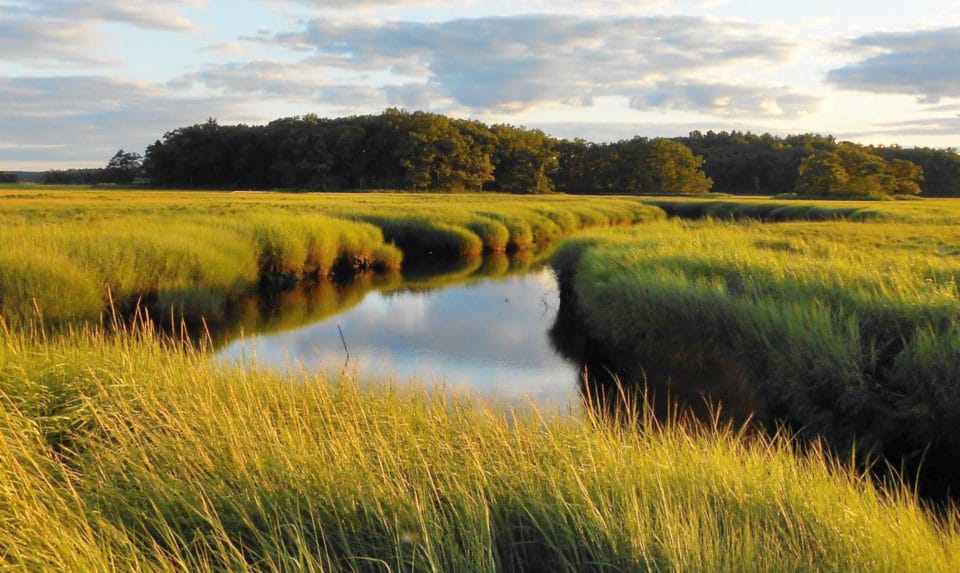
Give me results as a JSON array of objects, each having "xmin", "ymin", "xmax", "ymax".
[
  {"xmin": 0, "ymin": 211, "xmax": 402, "ymax": 326},
  {"xmin": 551, "ymin": 218, "xmax": 960, "ymax": 493},
  {"xmin": 0, "ymin": 190, "xmax": 664, "ymax": 327},
  {"xmin": 640, "ymin": 195, "xmax": 960, "ymax": 224},
  {"xmin": 2, "ymin": 325, "xmax": 959, "ymax": 570}
]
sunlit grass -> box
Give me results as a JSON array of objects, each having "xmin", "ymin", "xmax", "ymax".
[
  {"xmin": 2, "ymin": 325, "xmax": 959, "ymax": 571},
  {"xmin": 0, "ymin": 190, "xmax": 663, "ymax": 326},
  {"xmin": 640, "ymin": 195, "xmax": 960, "ymax": 223},
  {"xmin": 8, "ymin": 188, "xmax": 960, "ymax": 568},
  {"xmin": 552, "ymin": 216, "xmax": 960, "ymax": 487}
]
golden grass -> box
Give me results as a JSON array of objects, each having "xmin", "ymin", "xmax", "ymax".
[
  {"xmin": 2, "ymin": 325, "xmax": 958, "ymax": 571},
  {"xmin": 551, "ymin": 213, "xmax": 960, "ymax": 495},
  {"xmin": 0, "ymin": 189, "xmax": 663, "ymax": 326}
]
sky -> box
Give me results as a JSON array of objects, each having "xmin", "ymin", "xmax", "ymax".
[{"xmin": 2, "ymin": 0, "xmax": 959, "ymax": 169}]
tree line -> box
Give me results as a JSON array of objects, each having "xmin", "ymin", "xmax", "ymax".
[
  {"xmin": 679, "ymin": 130, "xmax": 960, "ymax": 197},
  {"xmin": 41, "ymin": 149, "xmax": 144, "ymax": 185},
  {"xmin": 36, "ymin": 109, "xmax": 960, "ymax": 197},
  {"xmin": 140, "ymin": 109, "xmax": 712, "ymax": 194}
]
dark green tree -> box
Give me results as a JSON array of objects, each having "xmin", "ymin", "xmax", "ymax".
[
  {"xmin": 489, "ymin": 125, "xmax": 557, "ymax": 194},
  {"xmin": 887, "ymin": 158, "xmax": 923, "ymax": 196},
  {"xmin": 389, "ymin": 110, "xmax": 493, "ymax": 191},
  {"xmin": 874, "ymin": 146, "xmax": 960, "ymax": 196},
  {"xmin": 644, "ymin": 138, "xmax": 712, "ymax": 194},
  {"xmin": 105, "ymin": 149, "xmax": 143, "ymax": 184},
  {"xmin": 797, "ymin": 144, "xmax": 924, "ymax": 198},
  {"xmin": 797, "ymin": 151, "xmax": 849, "ymax": 196}
]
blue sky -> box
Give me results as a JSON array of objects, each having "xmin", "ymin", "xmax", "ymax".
[{"xmin": 1, "ymin": 0, "xmax": 959, "ymax": 169}]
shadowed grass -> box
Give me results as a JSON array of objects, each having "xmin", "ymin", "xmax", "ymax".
[{"xmin": 643, "ymin": 198, "xmax": 889, "ymax": 222}]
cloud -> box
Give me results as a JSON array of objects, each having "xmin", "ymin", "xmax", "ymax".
[
  {"xmin": 865, "ymin": 115, "xmax": 960, "ymax": 136},
  {"xmin": 0, "ymin": 14, "xmax": 104, "ymax": 64},
  {"xmin": 171, "ymin": 61, "xmax": 329, "ymax": 98},
  {"xmin": 0, "ymin": 0, "xmax": 198, "ymax": 65},
  {"xmin": 383, "ymin": 83, "xmax": 452, "ymax": 109},
  {"xmin": 827, "ymin": 27, "xmax": 960, "ymax": 103},
  {"xmin": 315, "ymin": 85, "xmax": 386, "ymax": 107},
  {"xmin": 629, "ymin": 81, "xmax": 821, "ymax": 118},
  {"xmin": 0, "ymin": 75, "xmax": 243, "ymax": 166},
  {"xmin": 532, "ymin": 120, "xmax": 782, "ymax": 143},
  {"xmin": 29, "ymin": 0, "xmax": 200, "ymax": 32},
  {"xmin": 263, "ymin": 14, "xmax": 796, "ymax": 112},
  {"xmin": 170, "ymin": 60, "xmax": 408, "ymax": 108},
  {"xmin": 288, "ymin": 0, "xmax": 672, "ymax": 11}
]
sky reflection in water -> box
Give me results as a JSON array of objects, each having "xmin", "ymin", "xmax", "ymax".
[{"xmin": 217, "ymin": 269, "xmax": 582, "ymax": 407}]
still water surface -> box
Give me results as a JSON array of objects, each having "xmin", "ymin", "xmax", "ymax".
[{"xmin": 217, "ymin": 267, "xmax": 583, "ymax": 407}]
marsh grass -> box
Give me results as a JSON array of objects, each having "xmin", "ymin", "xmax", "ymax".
[
  {"xmin": 6, "ymin": 190, "xmax": 960, "ymax": 568},
  {"xmin": 0, "ymin": 190, "xmax": 663, "ymax": 327},
  {"xmin": 2, "ymin": 323, "xmax": 959, "ymax": 571},
  {"xmin": 0, "ymin": 213, "xmax": 400, "ymax": 327},
  {"xmin": 643, "ymin": 198, "xmax": 889, "ymax": 221},
  {"xmin": 552, "ymin": 218, "xmax": 960, "ymax": 492}
]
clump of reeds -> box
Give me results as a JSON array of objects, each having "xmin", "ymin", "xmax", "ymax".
[{"xmin": 644, "ymin": 198, "xmax": 888, "ymax": 221}]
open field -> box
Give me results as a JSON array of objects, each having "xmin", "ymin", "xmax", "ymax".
[{"xmin": 3, "ymin": 326, "xmax": 960, "ymax": 571}]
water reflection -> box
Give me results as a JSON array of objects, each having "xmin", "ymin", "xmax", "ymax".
[
  {"xmin": 213, "ymin": 249, "xmax": 755, "ymax": 418},
  {"xmin": 217, "ymin": 251, "xmax": 584, "ymax": 407}
]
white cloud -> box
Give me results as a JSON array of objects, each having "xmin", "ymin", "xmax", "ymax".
[
  {"xmin": 827, "ymin": 27, "xmax": 960, "ymax": 103},
  {"xmin": 288, "ymin": 0, "xmax": 672, "ymax": 11},
  {"xmin": 0, "ymin": 75, "xmax": 243, "ymax": 167},
  {"xmin": 170, "ymin": 61, "xmax": 329, "ymax": 97},
  {"xmin": 32, "ymin": 0, "xmax": 200, "ymax": 32},
  {"xmin": 0, "ymin": 15, "xmax": 105, "ymax": 65},
  {"xmin": 630, "ymin": 81, "xmax": 821, "ymax": 118},
  {"xmin": 261, "ymin": 14, "xmax": 797, "ymax": 112},
  {"xmin": 0, "ymin": 0, "xmax": 200, "ymax": 65}
]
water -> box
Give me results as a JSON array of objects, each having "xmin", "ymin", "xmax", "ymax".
[{"xmin": 217, "ymin": 267, "xmax": 583, "ymax": 407}]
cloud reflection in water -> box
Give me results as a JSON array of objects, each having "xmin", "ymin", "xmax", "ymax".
[{"xmin": 217, "ymin": 269, "xmax": 580, "ymax": 407}]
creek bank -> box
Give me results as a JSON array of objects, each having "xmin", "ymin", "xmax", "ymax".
[{"xmin": 550, "ymin": 243, "xmax": 960, "ymax": 501}]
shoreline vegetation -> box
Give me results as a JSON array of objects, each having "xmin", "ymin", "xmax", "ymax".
[
  {"xmin": 5, "ymin": 189, "xmax": 960, "ymax": 568},
  {"xmin": 550, "ymin": 214, "xmax": 960, "ymax": 498},
  {"xmin": 0, "ymin": 190, "xmax": 663, "ymax": 327}
]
